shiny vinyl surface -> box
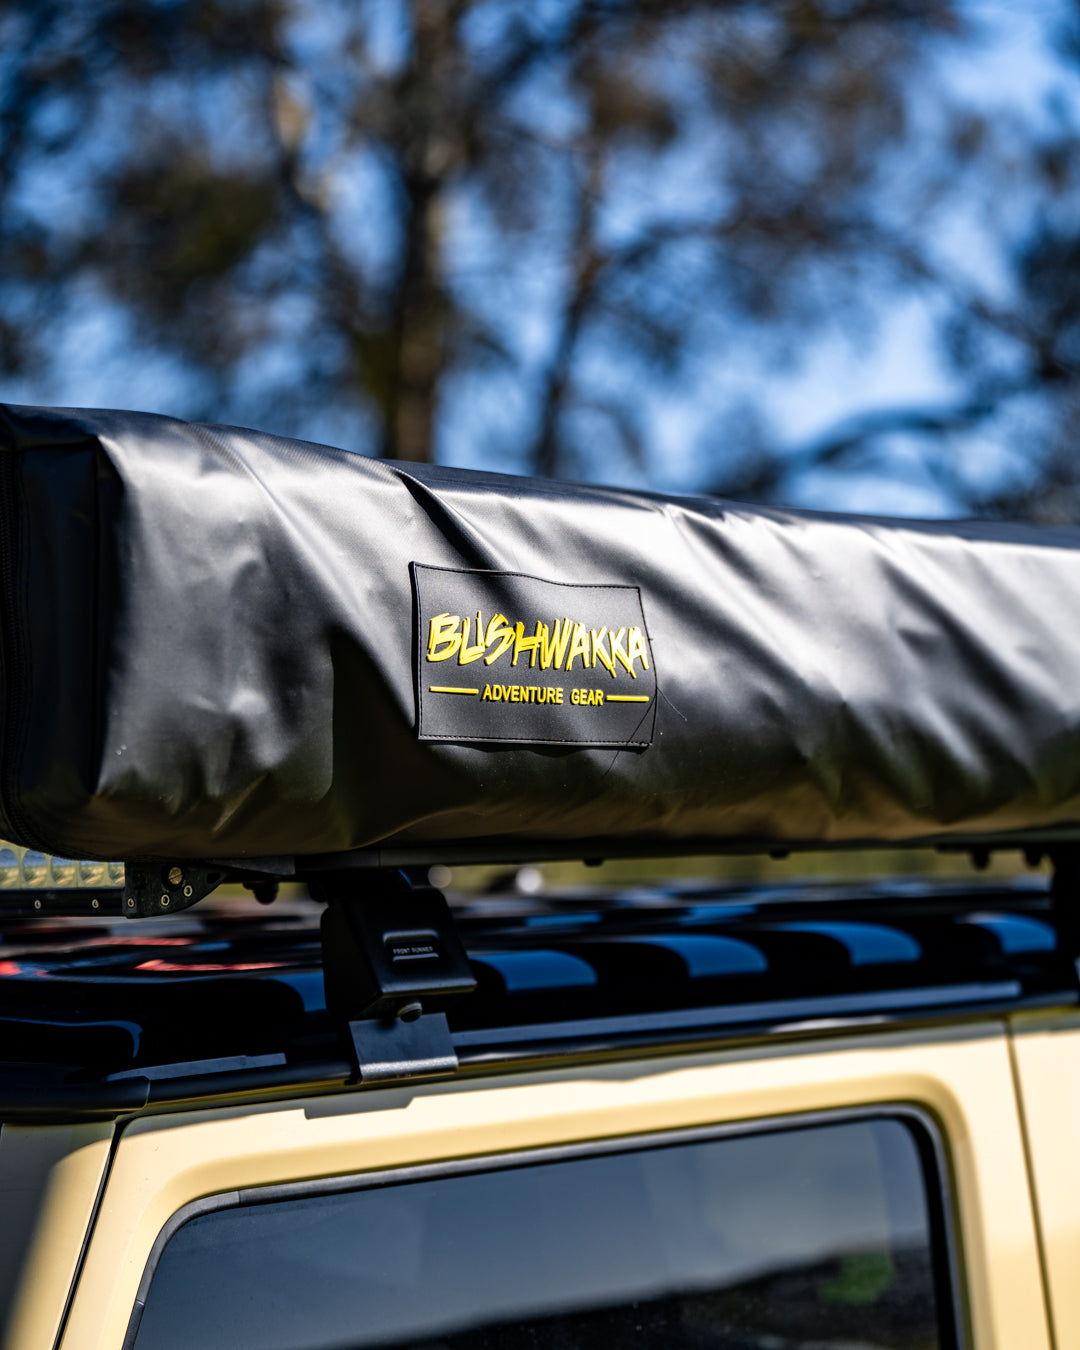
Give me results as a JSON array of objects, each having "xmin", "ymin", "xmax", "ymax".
[{"xmin": 3, "ymin": 405, "xmax": 1080, "ymax": 860}]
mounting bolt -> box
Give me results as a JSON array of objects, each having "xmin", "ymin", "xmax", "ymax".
[
  {"xmin": 160, "ymin": 894, "xmax": 171, "ymax": 908},
  {"xmin": 398, "ymin": 1001, "xmax": 423, "ymax": 1023},
  {"xmin": 168, "ymin": 866, "xmax": 183, "ymax": 886},
  {"xmin": 126, "ymin": 897, "xmax": 135, "ymax": 908},
  {"xmin": 33, "ymin": 899, "xmax": 41, "ymax": 910},
  {"xmin": 91, "ymin": 898, "xmax": 99, "ymax": 909}
]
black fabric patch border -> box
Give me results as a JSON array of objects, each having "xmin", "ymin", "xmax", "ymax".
[{"xmin": 412, "ymin": 565, "xmax": 657, "ymax": 747}]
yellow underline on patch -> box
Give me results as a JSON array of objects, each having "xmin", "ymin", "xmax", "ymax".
[
  {"xmin": 607, "ymin": 694, "xmax": 651, "ymax": 703},
  {"xmin": 430, "ymin": 685, "xmax": 479, "ymax": 695}
]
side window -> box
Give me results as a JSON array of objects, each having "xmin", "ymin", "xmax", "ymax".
[{"xmin": 129, "ymin": 1115, "xmax": 955, "ymax": 1350}]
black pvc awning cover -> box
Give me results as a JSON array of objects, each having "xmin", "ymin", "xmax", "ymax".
[{"xmin": 1, "ymin": 403, "xmax": 1078, "ymax": 862}]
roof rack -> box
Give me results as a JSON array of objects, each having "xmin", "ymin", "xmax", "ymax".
[{"xmin": 1, "ymin": 869, "xmax": 1076, "ymax": 1121}]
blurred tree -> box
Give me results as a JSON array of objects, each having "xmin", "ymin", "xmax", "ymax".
[{"xmin": 1, "ymin": 0, "xmax": 1079, "ymax": 514}]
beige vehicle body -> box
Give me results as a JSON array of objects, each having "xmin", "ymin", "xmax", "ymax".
[{"xmin": 3, "ymin": 1006, "xmax": 1080, "ymax": 1350}]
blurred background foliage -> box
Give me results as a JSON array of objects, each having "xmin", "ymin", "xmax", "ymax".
[{"xmin": 2, "ymin": 0, "xmax": 1080, "ymax": 515}]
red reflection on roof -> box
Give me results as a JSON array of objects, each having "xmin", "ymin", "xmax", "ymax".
[{"xmin": 135, "ymin": 959, "xmax": 286, "ymax": 972}]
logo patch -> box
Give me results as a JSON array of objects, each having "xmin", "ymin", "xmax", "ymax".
[{"xmin": 413, "ymin": 565, "xmax": 656, "ymax": 746}]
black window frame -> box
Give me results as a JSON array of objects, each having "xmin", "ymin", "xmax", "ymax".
[{"xmin": 122, "ymin": 1103, "xmax": 967, "ymax": 1350}]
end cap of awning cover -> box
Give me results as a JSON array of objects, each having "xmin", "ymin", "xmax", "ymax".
[{"xmin": 1, "ymin": 402, "xmax": 1079, "ymax": 863}]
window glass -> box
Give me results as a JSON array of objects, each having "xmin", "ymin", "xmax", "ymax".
[{"xmin": 132, "ymin": 1116, "xmax": 948, "ymax": 1350}]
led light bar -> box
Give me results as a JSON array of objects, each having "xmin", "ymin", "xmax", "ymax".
[
  {"xmin": 0, "ymin": 842, "xmax": 124, "ymax": 890},
  {"xmin": 0, "ymin": 841, "xmax": 126, "ymax": 915}
]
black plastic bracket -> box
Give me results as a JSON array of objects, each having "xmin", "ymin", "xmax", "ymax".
[
  {"xmin": 344, "ymin": 1012, "xmax": 458, "ymax": 1083},
  {"xmin": 122, "ymin": 861, "xmax": 227, "ymax": 918},
  {"xmin": 319, "ymin": 870, "xmax": 477, "ymax": 1083}
]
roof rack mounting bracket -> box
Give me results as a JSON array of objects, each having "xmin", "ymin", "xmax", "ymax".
[
  {"xmin": 343, "ymin": 1010, "xmax": 458, "ymax": 1084},
  {"xmin": 318, "ymin": 870, "xmax": 477, "ymax": 1083},
  {"xmin": 123, "ymin": 861, "xmax": 227, "ymax": 918}
]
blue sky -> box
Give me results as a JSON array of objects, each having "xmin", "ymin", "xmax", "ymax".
[{"xmin": 4, "ymin": 0, "xmax": 1078, "ymax": 517}]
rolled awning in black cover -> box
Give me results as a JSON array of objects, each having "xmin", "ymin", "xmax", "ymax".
[{"xmin": 1, "ymin": 402, "xmax": 1079, "ymax": 863}]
